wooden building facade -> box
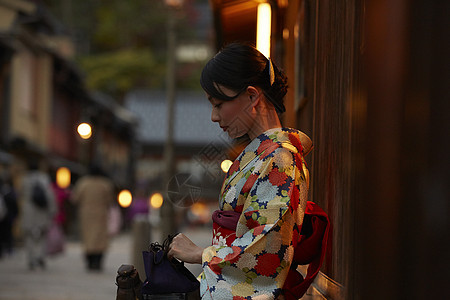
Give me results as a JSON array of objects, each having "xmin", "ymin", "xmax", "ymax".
[{"xmin": 0, "ymin": 0, "xmax": 137, "ymax": 190}]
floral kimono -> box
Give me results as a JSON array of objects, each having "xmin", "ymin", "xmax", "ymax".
[{"xmin": 200, "ymin": 128, "xmax": 313, "ymax": 299}]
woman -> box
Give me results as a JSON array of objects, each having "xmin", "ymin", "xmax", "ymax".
[
  {"xmin": 71, "ymin": 163, "xmax": 115, "ymax": 271},
  {"xmin": 168, "ymin": 43, "xmax": 313, "ymax": 299},
  {"xmin": 20, "ymin": 158, "xmax": 57, "ymax": 270}
]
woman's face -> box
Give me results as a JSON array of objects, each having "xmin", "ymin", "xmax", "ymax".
[{"xmin": 207, "ymin": 86, "xmax": 256, "ymax": 139}]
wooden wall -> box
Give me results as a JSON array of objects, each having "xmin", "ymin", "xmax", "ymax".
[
  {"xmin": 283, "ymin": 0, "xmax": 365, "ymax": 298},
  {"xmin": 356, "ymin": 0, "xmax": 450, "ymax": 299},
  {"xmin": 283, "ymin": 0, "xmax": 450, "ymax": 299}
]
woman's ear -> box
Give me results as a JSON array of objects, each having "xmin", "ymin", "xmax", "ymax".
[{"xmin": 246, "ymin": 86, "xmax": 261, "ymax": 107}]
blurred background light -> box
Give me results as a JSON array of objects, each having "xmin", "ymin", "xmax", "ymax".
[
  {"xmin": 165, "ymin": 0, "xmax": 183, "ymax": 8},
  {"xmin": 189, "ymin": 201, "xmax": 209, "ymax": 223},
  {"xmin": 118, "ymin": 189, "xmax": 132, "ymax": 208},
  {"xmin": 221, "ymin": 159, "xmax": 233, "ymax": 173},
  {"xmin": 149, "ymin": 192, "xmax": 164, "ymax": 209},
  {"xmin": 77, "ymin": 122, "xmax": 92, "ymax": 139},
  {"xmin": 56, "ymin": 167, "xmax": 71, "ymax": 189},
  {"xmin": 176, "ymin": 44, "xmax": 211, "ymax": 62}
]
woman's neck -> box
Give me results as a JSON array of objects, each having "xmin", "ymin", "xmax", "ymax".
[{"xmin": 248, "ymin": 102, "xmax": 282, "ymax": 140}]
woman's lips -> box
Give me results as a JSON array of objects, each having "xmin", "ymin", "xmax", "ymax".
[{"xmin": 220, "ymin": 126, "xmax": 228, "ymax": 132}]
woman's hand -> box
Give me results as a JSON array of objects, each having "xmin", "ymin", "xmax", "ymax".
[{"xmin": 167, "ymin": 233, "xmax": 204, "ymax": 264}]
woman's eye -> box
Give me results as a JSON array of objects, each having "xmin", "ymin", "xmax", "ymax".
[{"xmin": 213, "ymin": 103, "xmax": 222, "ymax": 109}]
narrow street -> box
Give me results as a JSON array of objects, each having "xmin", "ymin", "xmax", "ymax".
[{"xmin": 0, "ymin": 226, "xmax": 212, "ymax": 300}]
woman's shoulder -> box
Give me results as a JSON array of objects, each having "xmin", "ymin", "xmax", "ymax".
[
  {"xmin": 263, "ymin": 127, "xmax": 313, "ymax": 156},
  {"xmin": 282, "ymin": 128, "xmax": 313, "ymax": 156}
]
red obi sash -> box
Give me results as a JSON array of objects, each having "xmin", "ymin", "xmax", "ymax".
[
  {"xmin": 211, "ymin": 201, "xmax": 330, "ymax": 299},
  {"xmin": 283, "ymin": 201, "xmax": 330, "ymax": 300},
  {"xmin": 211, "ymin": 209, "xmax": 240, "ymax": 246}
]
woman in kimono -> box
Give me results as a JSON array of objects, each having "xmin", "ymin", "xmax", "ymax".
[{"xmin": 168, "ymin": 43, "xmax": 314, "ymax": 299}]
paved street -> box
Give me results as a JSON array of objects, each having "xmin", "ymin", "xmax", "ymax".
[{"xmin": 0, "ymin": 225, "xmax": 212, "ymax": 300}]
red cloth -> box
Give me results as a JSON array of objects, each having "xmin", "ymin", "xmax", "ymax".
[
  {"xmin": 212, "ymin": 210, "xmax": 241, "ymax": 230},
  {"xmin": 211, "ymin": 201, "xmax": 330, "ymax": 299},
  {"xmin": 283, "ymin": 201, "xmax": 330, "ymax": 300},
  {"xmin": 211, "ymin": 209, "xmax": 240, "ymax": 246}
]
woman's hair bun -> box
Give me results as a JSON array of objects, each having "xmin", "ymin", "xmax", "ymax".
[
  {"xmin": 201, "ymin": 42, "xmax": 288, "ymax": 113},
  {"xmin": 265, "ymin": 62, "xmax": 288, "ymax": 113}
]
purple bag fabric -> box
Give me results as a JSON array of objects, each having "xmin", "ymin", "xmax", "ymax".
[{"xmin": 141, "ymin": 237, "xmax": 200, "ymax": 295}]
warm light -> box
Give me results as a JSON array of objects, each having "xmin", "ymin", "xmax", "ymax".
[
  {"xmin": 149, "ymin": 192, "xmax": 164, "ymax": 209},
  {"xmin": 118, "ymin": 189, "xmax": 132, "ymax": 208},
  {"xmin": 190, "ymin": 202, "xmax": 209, "ymax": 223},
  {"xmin": 257, "ymin": 3, "xmax": 272, "ymax": 58},
  {"xmin": 283, "ymin": 28, "xmax": 290, "ymax": 40},
  {"xmin": 77, "ymin": 123, "xmax": 92, "ymax": 139},
  {"xmin": 221, "ymin": 160, "xmax": 233, "ymax": 173},
  {"xmin": 56, "ymin": 167, "xmax": 71, "ymax": 189},
  {"xmin": 190, "ymin": 202, "xmax": 206, "ymax": 217},
  {"xmin": 165, "ymin": 0, "xmax": 183, "ymax": 8}
]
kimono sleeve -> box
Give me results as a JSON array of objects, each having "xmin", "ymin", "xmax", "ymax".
[{"xmin": 200, "ymin": 147, "xmax": 308, "ymax": 299}]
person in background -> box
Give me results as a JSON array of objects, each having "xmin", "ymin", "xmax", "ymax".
[
  {"xmin": 71, "ymin": 163, "xmax": 115, "ymax": 271},
  {"xmin": 50, "ymin": 170, "xmax": 71, "ymax": 233},
  {"xmin": 168, "ymin": 43, "xmax": 314, "ymax": 299},
  {"xmin": 20, "ymin": 157, "xmax": 57, "ymax": 270},
  {"xmin": 0, "ymin": 167, "xmax": 18, "ymax": 258}
]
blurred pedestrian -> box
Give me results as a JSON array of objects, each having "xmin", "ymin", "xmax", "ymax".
[
  {"xmin": 20, "ymin": 158, "xmax": 57, "ymax": 270},
  {"xmin": 0, "ymin": 168, "xmax": 18, "ymax": 258},
  {"xmin": 50, "ymin": 177, "xmax": 70, "ymax": 231},
  {"xmin": 45, "ymin": 173, "xmax": 71, "ymax": 256},
  {"xmin": 71, "ymin": 163, "xmax": 115, "ymax": 271}
]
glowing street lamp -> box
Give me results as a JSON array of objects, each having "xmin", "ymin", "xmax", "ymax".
[{"xmin": 77, "ymin": 122, "xmax": 92, "ymax": 139}]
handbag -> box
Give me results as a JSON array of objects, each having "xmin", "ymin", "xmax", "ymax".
[{"xmin": 141, "ymin": 235, "xmax": 200, "ymax": 299}]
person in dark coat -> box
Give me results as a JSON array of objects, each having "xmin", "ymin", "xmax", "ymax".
[{"xmin": 0, "ymin": 173, "xmax": 18, "ymax": 258}]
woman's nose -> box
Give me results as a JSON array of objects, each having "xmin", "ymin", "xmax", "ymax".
[{"xmin": 211, "ymin": 108, "xmax": 220, "ymax": 123}]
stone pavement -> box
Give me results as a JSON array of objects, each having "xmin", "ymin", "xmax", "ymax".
[{"xmin": 0, "ymin": 226, "xmax": 212, "ymax": 300}]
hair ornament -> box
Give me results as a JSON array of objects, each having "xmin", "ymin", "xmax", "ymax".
[{"xmin": 268, "ymin": 58, "xmax": 275, "ymax": 86}]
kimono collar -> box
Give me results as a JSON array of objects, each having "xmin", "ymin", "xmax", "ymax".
[{"xmin": 226, "ymin": 128, "xmax": 313, "ymax": 181}]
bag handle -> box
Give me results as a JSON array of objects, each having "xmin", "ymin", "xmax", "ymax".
[{"xmin": 148, "ymin": 233, "xmax": 179, "ymax": 265}]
